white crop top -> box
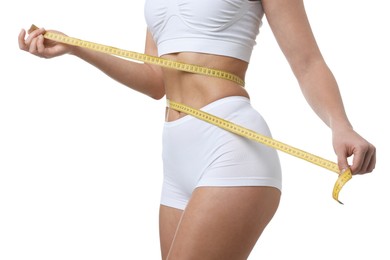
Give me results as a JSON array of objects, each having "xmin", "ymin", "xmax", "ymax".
[{"xmin": 144, "ymin": 0, "xmax": 264, "ymax": 62}]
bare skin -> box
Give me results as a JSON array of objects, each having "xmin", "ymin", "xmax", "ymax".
[
  {"xmin": 160, "ymin": 187, "xmax": 280, "ymax": 259},
  {"xmin": 18, "ymin": 0, "xmax": 376, "ymax": 259}
]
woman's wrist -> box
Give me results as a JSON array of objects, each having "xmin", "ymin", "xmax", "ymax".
[
  {"xmin": 330, "ymin": 118, "xmax": 353, "ymax": 134},
  {"xmin": 68, "ymin": 45, "xmax": 82, "ymax": 57}
]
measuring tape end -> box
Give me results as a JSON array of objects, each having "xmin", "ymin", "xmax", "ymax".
[
  {"xmin": 332, "ymin": 168, "xmax": 353, "ymax": 205},
  {"xmin": 28, "ymin": 24, "xmax": 39, "ymax": 34}
]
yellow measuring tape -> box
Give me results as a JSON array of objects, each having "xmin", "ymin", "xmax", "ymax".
[
  {"xmin": 28, "ymin": 25, "xmax": 244, "ymax": 86},
  {"xmin": 29, "ymin": 25, "xmax": 352, "ymax": 203},
  {"xmin": 168, "ymin": 100, "xmax": 352, "ymax": 204}
]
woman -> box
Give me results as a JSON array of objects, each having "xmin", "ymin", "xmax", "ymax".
[{"xmin": 18, "ymin": 0, "xmax": 376, "ymax": 259}]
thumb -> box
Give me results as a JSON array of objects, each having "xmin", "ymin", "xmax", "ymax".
[{"xmin": 337, "ymin": 153, "xmax": 350, "ymax": 174}]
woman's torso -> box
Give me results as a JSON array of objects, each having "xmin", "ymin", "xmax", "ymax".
[
  {"xmin": 162, "ymin": 52, "xmax": 249, "ymax": 121},
  {"xmin": 144, "ymin": 0, "xmax": 263, "ymax": 121}
]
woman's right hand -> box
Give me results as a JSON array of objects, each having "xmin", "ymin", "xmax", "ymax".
[{"xmin": 18, "ymin": 26, "xmax": 72, "ymax": 59}]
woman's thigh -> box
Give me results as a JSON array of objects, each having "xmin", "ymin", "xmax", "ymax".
[
  {"xmin": 165, "ymin": 186, "xmax": 281, "ymax": 260},
  {"xmin": 159, "ymin": 205, "xmax": 183, "ymax": 259}
]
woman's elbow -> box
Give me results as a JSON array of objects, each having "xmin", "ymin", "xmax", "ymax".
[
  {"xmin": 148, "ymin": 82, "xmax": 165, "ymax": 100},
  {"xmin": 150, "ymin": 87, "xmax": 165, "ymax": 100}
]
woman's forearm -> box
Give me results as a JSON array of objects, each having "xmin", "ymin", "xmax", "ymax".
[
  {"xmin": 296, "ymin": 59, "xmax": 353, "ymax": 132},
  {"xmin": 69, "ymin": 45, "xmax": 165, "ymax": 99}
]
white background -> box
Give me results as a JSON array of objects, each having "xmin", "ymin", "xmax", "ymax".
[{"xmin": 1, "ymin": 0, "xmax": 389, "ymax": 259}]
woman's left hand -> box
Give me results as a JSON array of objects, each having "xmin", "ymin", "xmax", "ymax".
[{"xmin": 332, "ymin": 128, "xmax": 376, "ymax": 175}]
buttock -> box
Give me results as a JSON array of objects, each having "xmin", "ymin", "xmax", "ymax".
[{"xmin": 160, "ymin": 96, "xmax": 282, "ymax": 210}]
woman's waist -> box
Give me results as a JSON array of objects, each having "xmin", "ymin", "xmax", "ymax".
[
  {"xmin": 164, "ymin": 78, "xmax": 250, "ymax": 122},
  {"xmin": 164, "ymin": 95, "xmax": 253, "ymax": 128},
  {"xmin": 161, "ymin": 52, "xmax": 249, "ymax": 121}
]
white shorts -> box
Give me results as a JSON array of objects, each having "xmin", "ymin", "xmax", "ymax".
[{"xmin": 161, "ymin": 96, "xmax": 282, "ymax": 210}]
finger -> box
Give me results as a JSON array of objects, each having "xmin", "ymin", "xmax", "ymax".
[
  {"xmin": 29, "ymin": 37, "xmax": 39, "ymax": 54},
  {"xmin": 37, "ymin": 35, "xmax": 45, "ymax": 54},
  {"xmin": 367, "ymin": 149, "xmax": 376, "ymax": 173},
  {"xmin": 360, "ymin": 144, "xmax": 376, "ymax": 174},
  {"xmin": 337, "ymin": 152, "xmax": 350, "ymax": 174},
  {"xmin": 25, "ymin": 27, "xmax": 45, "ymax": 46},
  {"xmin": 18, "ymin": 29, "xmax": 27, "ymax": 50},
  {"xmin": 350, "ymin": 149, "xmax": 366, "ymax": 175}
]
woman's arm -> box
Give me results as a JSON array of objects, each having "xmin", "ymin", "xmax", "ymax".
[
  {"xmin": 69, "ymin": 29, "xmax": 165, "ymax": 99},
  {"xmin": 261, "ymin": 0, "xmax": 376, "ymax": 174},
  {"xmin": 19, "ymin": 28, "xmax": 165, "ymax": 99}
]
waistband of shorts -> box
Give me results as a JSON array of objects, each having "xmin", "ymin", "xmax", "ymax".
[{"xmin": 164, "ymin": 96, "xmax": 251, "ymax": 127}]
